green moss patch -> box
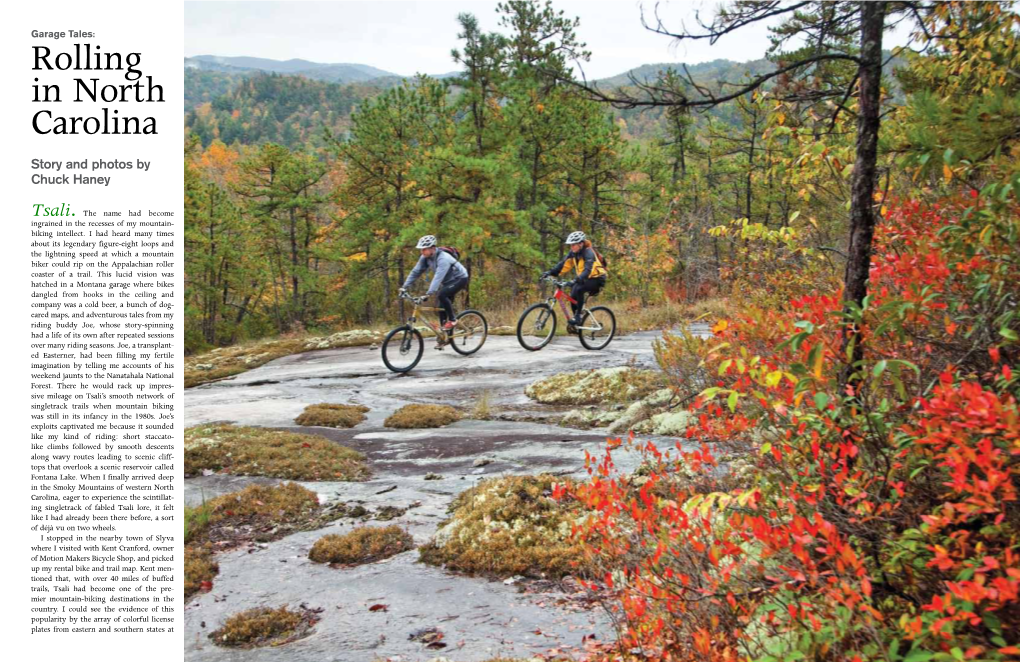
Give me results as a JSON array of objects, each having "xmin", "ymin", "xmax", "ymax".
[
  {"xmin": 184, "ymin": 482, "xmax": 325, "ymax": 602},
  {"xmin": 185, "ymin": 330, "xmax": 382, "ymax": 388},
  {"xmin": 384, "ymin": 404, "xmax": 461, "ymax": 429},
  {"xmin": 190, "ymin": 482, "xmax": 323, "ymax": 544},
  {"xmin": 184, "ymin": 544, "xmax": 219, "ymax": 601},
  {"xmin": 525, "ymin": 367, "xmax": 664, "ymax": 406},
  {"xmin": 209, "ymin": 605, "xmax": 320, "ymax": 648},
  {"xmin": 419, "ymin": 474, "xmax": 589, "ymax": 579},
  {"xmin": 295, "ymin": 403, "xmax": 369, "ymax": 428},
  {"xmin": 308, "ymin": 525, "xmax": 415, "ymax": 565},
  {"xmin": 185, "ymin": 424, "xmax": 369, "ymax": 481},
  {"xmin": 184, "ymin": 483, "xmax": 413, "ymax": 601}
]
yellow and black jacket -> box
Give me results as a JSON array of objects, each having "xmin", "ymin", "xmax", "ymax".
[{"xmin": 550, "ymin": 245, "xmax": 606, "ymax": 281}]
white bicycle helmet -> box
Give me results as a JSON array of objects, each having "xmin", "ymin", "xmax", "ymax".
[
  {"xmin": 565, "ymin": 230, "xmax": 586, "ymax": 244},
  {"xmin": 416, "ymin": 234, "xmax": 437, "ymax": 249}
]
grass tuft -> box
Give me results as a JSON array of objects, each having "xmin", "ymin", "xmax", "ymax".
[
  {"xmin": 383, "ymin": 404, "xmax": 461, "ymax": 429},
  {"xmin": 185, "ymin": 424, "xmax": 369, "ymax": 481},
  {"xmin": 308, "ymin": 525, "xmax": 415, "ymax": 565},
  {"xmin": 295, "ymin": 403, "xmax": 370, "ymax": 428},
  {"xmin": 470, "ymin": 390, "xmax": 494, "ymax": 420}
]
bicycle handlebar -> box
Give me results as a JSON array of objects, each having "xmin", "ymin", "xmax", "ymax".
[
  {"xmin": 398, "ymin": 290, "xmax": 427, "ymax": 305},
  {"xmin": 540, "ymin": 274, "xmax": 573, "ymax": 288}
]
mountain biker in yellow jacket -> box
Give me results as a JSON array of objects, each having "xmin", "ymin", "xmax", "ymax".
[{"xmin": 542, "ymin": 231, "xmax": 606, "ymax": 327}]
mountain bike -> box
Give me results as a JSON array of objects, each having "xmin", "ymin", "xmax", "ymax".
[
  {"xmin": 381, "ymin": 291, "xmax": 488, "ymax": 373},
  {"xmin": 516, "ymin": 275, "xmax": 616, "ymax": 351}
]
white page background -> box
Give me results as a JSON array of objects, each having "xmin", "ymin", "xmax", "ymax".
[{"xmin": 2, "ymin": 2, "xmax": 183, "ymax": 659}]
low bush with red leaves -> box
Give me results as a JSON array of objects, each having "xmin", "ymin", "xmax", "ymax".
[{"xmin": 565, "ymin": 187, "xmax": 1020, "ymax": 662}]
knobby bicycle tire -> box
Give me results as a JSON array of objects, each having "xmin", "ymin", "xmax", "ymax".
[
  {"xmin": 450, "ymin": 309, "xmax": 489, "ymax": 356},
  {"xmin": 516, "ymin": 302, "xmax": 557, "ymax": 351},
  {"xmin": 381, "ymin": 325, "xmax": 424, "ymax": 372},
  {"xmin": 578, "ymin": 306, "xmax": 616, "ymax": 350}
]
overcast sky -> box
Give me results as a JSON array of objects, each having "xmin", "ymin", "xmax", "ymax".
[{"xmin": 184, "ymin": 1, "xmax": 915, "ymax": 80}]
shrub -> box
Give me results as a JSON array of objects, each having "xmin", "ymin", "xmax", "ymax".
[{"xmin": 569, "ymin": 194, "xmax": 1020, "ymax": 660}]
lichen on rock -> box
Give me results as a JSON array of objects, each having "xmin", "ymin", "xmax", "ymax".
[{"xmin": 525, "ymin": 367, "xmax": 664, "ymax": 406}]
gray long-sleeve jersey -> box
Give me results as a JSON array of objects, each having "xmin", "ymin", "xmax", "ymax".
[{"xmin": 402, "ymin": 250, "xmax": 469, "ymax": 296}]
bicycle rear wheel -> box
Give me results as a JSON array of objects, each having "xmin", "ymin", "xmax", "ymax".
[
  {"xmin": 517, "ymin": 303, "xmax": 556, "ymax": 351},
  {"xmin": 450, "ymin": 310, "xmax": 488, "ymax": 355},
  {"xmin": 577, "ymin": 306, "xmax": 616, "ymax": 350},
  {"xmin": 381, "ymin": 326, "xmax": 424, "ymax": 372}
]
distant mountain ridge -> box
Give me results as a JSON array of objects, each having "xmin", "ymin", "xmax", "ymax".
[
  {"xmin": 591, "ymin": 58, "xmax": 775, "ymax": 87},
  {"xmin": 187, "ymin": 54, "xmax": 892, "ymax": 146},
  {"xmin": 185, "ymin": 54, "xmax": 776, "ymax": 89},
  {"xmin": 185, "ymin": 55, "xmax": 398, "ymax": 84}
]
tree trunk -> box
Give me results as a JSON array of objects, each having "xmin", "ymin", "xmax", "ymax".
[
  {"xmin": 289, "ymin": 207, "xmax": 300, "ymax": 326},
  {"xmin": 840, "ymin": 1, "xmax": 886, "ymax": 388}
]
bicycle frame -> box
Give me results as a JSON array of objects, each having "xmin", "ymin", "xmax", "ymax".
[
  {"xmin": 398, "ymin": 292, "xmax": 476, "ymax": 345},
  {"xmin": 541, "ymin": 278, "xmax": 603, "ymax": 333}
]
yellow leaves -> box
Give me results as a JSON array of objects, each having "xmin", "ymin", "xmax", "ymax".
[
  {"xmin": 811, "ymin": 343, "xmax": 825, "ymax": 379},
  {"xmin": 346, "ymin": 252, "xmax": 367, "ymax": 262},
  {"xmin": 943, "ymin": 164, "xmax": 954, "ymax": 182},
  {"xmin": 535, "ymin": 103, "xmax": 545, "ymax": 114},
  {"xmin": 944, "ymin": 316, "xmax": 958, "ymax": 336},
  {"xmin": 712, "ymin": 319, "xmax": 729, "ymax": 335}
]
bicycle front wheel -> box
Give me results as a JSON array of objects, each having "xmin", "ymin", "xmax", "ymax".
[
  {"xmin": 450, "ymin": 310, "xmax": 488, "ymax": 356},
  {"xmin": 577, "ymin": 306, "xmax": 616, "ymax": 350},
  {"xmin": 381, "ymin": 326, "xmax": 424, "ymax": 372},
  {"xmin": 517, "ymin": 303, "xmax": 556, "ymax": 351}
]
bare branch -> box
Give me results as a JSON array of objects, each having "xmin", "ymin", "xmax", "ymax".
[{"xmin": 559, "ymin": 53, "xmax": 862, "ymax": 111}]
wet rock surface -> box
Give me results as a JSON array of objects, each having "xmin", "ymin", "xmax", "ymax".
[{"xmin": 184, "ymin": 331, "xmax": 700, "ymax": 661}]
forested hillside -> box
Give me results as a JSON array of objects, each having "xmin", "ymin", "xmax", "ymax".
[
  {"xmin": 184, "ymin": 73, "xmax": 382, "ymax": 149},
  {"xmin": 184, "ymin": 54, "xmax": 789, "ymax": 144},
  {"xmin": 183, "ymin": 1, "xmax": 975, "ymax": 350},
  {"xmin": 185, "ymin": 2, "xmax": 1020, "ymax": 658}
]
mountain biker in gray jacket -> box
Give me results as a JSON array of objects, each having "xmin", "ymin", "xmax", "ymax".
[{"xmin": 400, "ymin": 235, "xmax": 469, "ymax": 330}]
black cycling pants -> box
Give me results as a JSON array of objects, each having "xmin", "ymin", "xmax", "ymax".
[
  {"xmin": 570, "ymin": 277, "xmax": 604, "ymax": 317},
  {"xmin": 437, "ymin": 276, "xmax": 468, "ymax": 323}
]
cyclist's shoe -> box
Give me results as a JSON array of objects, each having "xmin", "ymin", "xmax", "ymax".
[
  {"xmin": 442, "ymin": 321, "xmax": 456, "ymax": 331},
  {"xmin": 569, "ymin": 314, "xmax": 583, "ymax": 326},
  {"xmin": 566, "ymin": 323, "xmax": 577, "ymax": 334}
]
